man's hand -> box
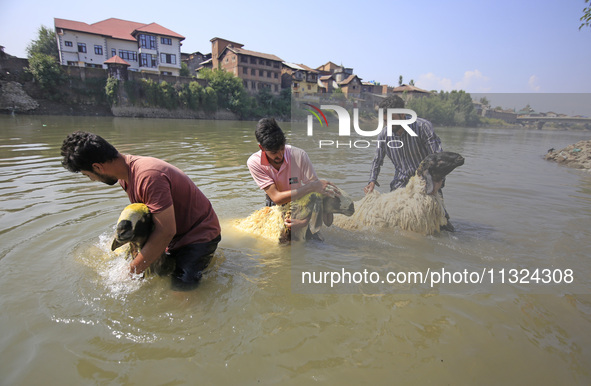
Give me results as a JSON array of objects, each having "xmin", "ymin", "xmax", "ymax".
[
  {"xmin": 285, "ymin": 217, "xmax": 310, "ymax": 230},
  {"xmin": 364, "ymin": 181, "xmax": 375, "ymax": 194},
  {"xmin": 129, "ymin": 205, "xmax": 176, "ymax": 275}
]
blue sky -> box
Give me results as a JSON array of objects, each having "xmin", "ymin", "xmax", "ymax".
[{"xmin": 1, "ymin": 0, "xmax": 590, "ymax": 94}]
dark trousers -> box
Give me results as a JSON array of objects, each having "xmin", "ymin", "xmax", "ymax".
[{"xmin": 167, "ymin": 234, "xmax": 221, "ymax": 291}]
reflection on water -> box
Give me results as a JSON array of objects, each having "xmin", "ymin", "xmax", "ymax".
[{"xmin": 0, "ymin": 115, "xmax": 590, "ymax": 384}]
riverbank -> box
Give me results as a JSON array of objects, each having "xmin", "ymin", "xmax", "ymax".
[{"xmin": 545, "ymin": 139, "xmax": 591, "ymax": 170}]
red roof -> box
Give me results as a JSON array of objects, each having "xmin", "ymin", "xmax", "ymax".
[
  {"xmin": 54, "ymin": 17, "xmax": 184, "ymax": 42},
  {"xmin": 104, "ymin": 55, "xmax": 130, "ymax": 66}
]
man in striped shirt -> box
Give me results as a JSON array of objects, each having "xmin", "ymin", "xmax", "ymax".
[
  {"xmin": 364, "ymin": 96, "xmax": 454, "ymax": 231},
  {"xmin": 364, "ymin": 95, "xmax": 443, "ymax": 194}
]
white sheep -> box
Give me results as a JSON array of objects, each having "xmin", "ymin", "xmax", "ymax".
[
  {"xmin": 234, "ymin": 184, "xmax": 355, "ymax": 243},
  {"xmin": 334, "ymin": 152, "xmax": 464, "ymax": 235}
]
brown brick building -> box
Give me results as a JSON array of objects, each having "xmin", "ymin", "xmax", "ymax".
[{"xmin": 211, "ymin": 37, "xmax": 283, "ymax": 94}]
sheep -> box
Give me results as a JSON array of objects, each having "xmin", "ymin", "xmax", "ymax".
[
  {"xmin": 234, "ymin": 184, "xmax": 355, "ymax": 243},
  {"xmin": 333, "ymin": 152, "xmax": 464, "ymax": 235},
  {"xmin": 110, "ymin": 203, "xmax": 170, "ymax": 275}
]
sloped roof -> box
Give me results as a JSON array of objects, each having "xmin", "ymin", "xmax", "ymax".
[
  {"xmin": 222, "ymin": 46, "xmax": 283, "ymax": 62},
  {"xmin": 104, "ymin": 55, "xmax": 130, "ymax": 66},
  {"xmin": 338, "ymin": 74, "xmax": 361, "ymax": 85},
  {"xmin": 391, "ymin": 84, "xmax": 430, "ymax": 93},
  {"xmin": 283, "ymin": 62, "xmax": 304, "ymax": 70},
  {"xmin": 54, "ymin": 17, "xmax": 184, "ymax": 42},
  {"xmin": 297, "ymin": 63, "xmax": 319, "ymax": 73}
]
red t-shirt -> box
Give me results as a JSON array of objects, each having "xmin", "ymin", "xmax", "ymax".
[{"xmin": 119, "ymin": 154, "xmax": 220, "ymax": 251}]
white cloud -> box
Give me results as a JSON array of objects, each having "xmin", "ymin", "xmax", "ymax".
[
  {"xmin": 416, "ymin": 69, "xmax": 491, "ymax": 92},
  {"xmin": 416, "ymin": 73, "xmax": 453, "ymax": 92},
  {"xmin": 528, "ymin": 75, "xmax": 541, "ymax": 92}
]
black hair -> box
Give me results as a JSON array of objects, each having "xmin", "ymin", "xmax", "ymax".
[
  {"xmin": 378, "ymin": 95, "xmax": 405, "ymax": 109},
  {"xmin": 60, "ymin": 131, "xmax": 119, "ymax": 172},
  {"xmin": 255, "ymin": 118, "xmax": 286, "ymax": 151}
]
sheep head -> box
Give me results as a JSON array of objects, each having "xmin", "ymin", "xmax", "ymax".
[
  {"xmin": 289, "ymin": 185, "xmax": 355, "ymax": 240},
  {"xmin": 416, "ymin": 152, "xmax": 464, "ymax": 194},
  {"xmin": 111, "ymin": 203, "xmax": 153, "ymax": 252}
]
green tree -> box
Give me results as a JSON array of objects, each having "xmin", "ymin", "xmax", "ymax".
[
  {"xmin": 188, "ymin": 81, "xmax": 204, "ymax": 109},
  {"xmin": 27, "ymin": 53, "xmax": 65, "ymax": 99},
  {"xmin": 105, "ymin": 76, "xmax": 119, "ymax": 105},
  {"xmin": 198, "ymin": 68, "xmax": 246, "ymax": 111},
  {"xmin": 203, "ymin": 86, "xmax": 218, "ymax": 112},
  {"xmin": 407, "ymin": 90, "xmax": 479, "ymax": 127},
  {"xmin": 159, "ymin": 81, "xmax": 177, "ymax": 109},
  {"xmin": 180, "ymin": 62, "xmax": 190, "ymax": 77},
  {"xmin": 581, "ymin": 0, "xmax": 591, "ymax": 30},
  {"xmin": 26, "ymin": 25, "xmax": 59, "ymax": 59},
  {"xmin": 398, "ymin": 75, "xmax": 403, "ymax": 86}
]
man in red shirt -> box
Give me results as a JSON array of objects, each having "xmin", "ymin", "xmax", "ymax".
[{"xmin": 61, "ymin": 131, "xmax": 221, "ymax": 291}]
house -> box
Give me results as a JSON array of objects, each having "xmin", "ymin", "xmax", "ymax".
[
  {"xmin": 210, "ymin": 37, "xmax": 283, "ymax": 94},
  {"xmin": 281, "ymin": 62, "xmax": 319, "ymax": 97},
  {"xmin": 181, "ymin": 51, "xmax": 212, "ymax": 75},
  {"xmin": 318, "ymin": 74, "xmax": 336, "ymax": 94},
  {"xmin": 391, "ymin": 84, "xmax": 431, "ymax": 98},
  {"xmin": 337, "ymin": 74, "xmax": 363, "ymax": 98},
  {"xmin": 54, "ymin": 17, "xmax": 185, "ymax": 75},
  {"xmin": 362, "ymin": 81, "xmax": 394, "ymax": 95}
]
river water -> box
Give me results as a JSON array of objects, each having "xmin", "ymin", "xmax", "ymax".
[{"xmin": 1, "ymin": 114, "xmax": 590, "ymax": 384}]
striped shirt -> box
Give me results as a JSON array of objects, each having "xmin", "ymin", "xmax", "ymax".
[{"xmin": 368, "ymin": 117, "xmax": 442, "ymax": 191}]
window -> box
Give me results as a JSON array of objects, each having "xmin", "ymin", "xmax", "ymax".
[
  {"xmin": 241, "ymin": 56, "xmax": 248, "ymax": 63},
  {"xmin": 67, "ymin": 61, "xmax": 77, "ymax": 66},
  {"xmin": 111, "ymin": 49, "xmax": 116, "ymax": 57},
  {"xmin": 243, "ymin": 67, "xmax": 248, "ymax": 74},
  {"xmin": 94, "ymin": 45, "xmax": 103, "ymax": 55},
  {"xmin": 65, "ymin": 41, "xmax": 73, "ymax": 47},
  {"xmin": 140, "ymin": 53, "xmax": 157, "ymax": 68},
  {"xmin": 267, "ymin": 71, "xmax": 271, "ymax": 78},
  {"xmin": 77, "ymin": 43, "xmax": 86, "ymax": 53},
  {"xmin": 139, "ymin": 34, "xmax": 156, "ymax": 49},
  {"xmin": 274, "ymin": 72, "xmax": 278, "ymax": 79},
  {"xmin": 161, "ymin": 37, "xmax": 172, "ymax": 45},
  {"xmin": 259, "ymin": 69, "xmax": 264, "ymax": 76},
  {"xmin": 251, "ymin": 69, "xmax": 256, "ymax": 75},
  {"xmin": 119, "ymin": 50, "xmax": 137, "ymax": 61},
  {"xmin": 160, "ymin": 53, "xmax": 176, "ymax": 64},
  {"xmin": 250, "ymin": 57, "xmax": 256, "ymax": 64}
]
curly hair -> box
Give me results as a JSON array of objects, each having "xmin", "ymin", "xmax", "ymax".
[
  {"xmin": 255, "ymin": 118, "xmax": 286, "ymax": 151},
  {"xmin": 378, "ymin": 95, "xmax": 405, "ymax": 109},
  {"xmin": 61, "ymin": 131, "xmax": 119, "ymax": 172}
]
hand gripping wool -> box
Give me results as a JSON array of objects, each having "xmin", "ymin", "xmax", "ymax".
[
  {"xmin": 334, "ymin": 152, "xmax": 464, "ymax": 235},
  {"xmin": 235, "ymin": 185, "xmax": 355, "ymax": 243}
]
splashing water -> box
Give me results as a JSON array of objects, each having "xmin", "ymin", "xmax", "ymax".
[{"xmin": 76, "ymin": 232, "xmax": 146, "ymax": 297}]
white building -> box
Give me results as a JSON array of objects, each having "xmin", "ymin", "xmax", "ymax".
[{"xmin": 54, "ymin": 18, "xmax": 185, "ymax": 76}]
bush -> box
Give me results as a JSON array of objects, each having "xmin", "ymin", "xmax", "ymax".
[
  {"xmin": 105, "ymin": 76, "xmax": 119, "ymax": 105},
  {"xmin": 26, "ymin": 53, "xmax": 65, "ymax": 100}
]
